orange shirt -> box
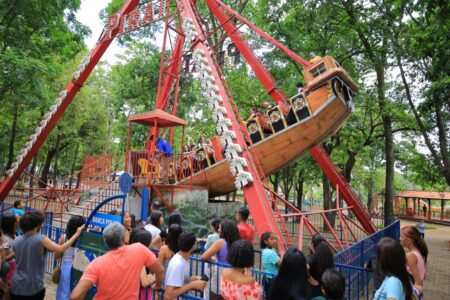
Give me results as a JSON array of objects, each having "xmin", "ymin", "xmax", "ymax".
[
  {"xmin": 81, "ymin": 243, "xmax": 157, "ymax": 300},
  {"xmin": 238, "ymin": 223, "xmax": 255, "ymax": 245}
]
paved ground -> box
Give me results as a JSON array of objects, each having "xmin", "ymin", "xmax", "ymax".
[
  {"xmin": 400, "ymin": 219, "xmax": 450, "ymax": 300},
  {"xmin": 44, "ymin": 275, "xmax": 57, "ymax": 300},
  {"xmin": 44, "ymin": 219, "xmax": 450, "ymax": 300}
]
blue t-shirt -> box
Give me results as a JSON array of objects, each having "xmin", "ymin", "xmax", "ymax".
[
  {"xmin": 9, "ymin": 208, "xmax": 24, "ymax": 234},
  {"xmin": 262, "ymin": 248, "xmax": 279, "ymax": 277},
  {"xmin": 9, "ymin": 208, "xmax": 25, "ymax": 216},
  {"xmin": 157, "ymin": 138, "xmax": 173, "ymax": 157},
  {"xmin": 374, "ymin": 276, "xmax": 405, "ymax": 300}
]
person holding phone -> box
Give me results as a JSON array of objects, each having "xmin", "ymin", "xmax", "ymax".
[{"xmin": 164, "ymin": 231, "xmax": 207, "ymax": 300}]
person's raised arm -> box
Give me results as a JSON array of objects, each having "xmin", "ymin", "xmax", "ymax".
[
  {"xmin": 70, "ymin": 280, "xmax": 93, "ymax": 300},
  {"xmin": 201, "ymin": 239, "xmax": 223, "ymax": 261},
  {"xmin": 42, "ymin": 224, "xmax": 85, "ymax": 253},
  {"xmin": 54, "ymin": 235, "xmax": 65, "ymax": 259}
]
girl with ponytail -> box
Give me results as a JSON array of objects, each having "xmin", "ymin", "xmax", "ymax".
[{"xmin": 400, "ymin": 225, "xmax": 428, "ymax": 287}]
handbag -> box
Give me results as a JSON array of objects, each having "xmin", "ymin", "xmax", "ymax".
[{"xmin": 52, "ymin": 259, "xmax": 62, "ymax": 284}]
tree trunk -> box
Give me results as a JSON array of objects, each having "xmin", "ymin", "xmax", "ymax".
[
  {"xmin": 53, "ymin": 137, "xmax": 60, "ymax": 184},
  {"xmin": 28, "ymin": 154, "xmax": 38, "ymax": 198},
  {"xmin": 39, "ymin": 135, "xmax": 61, "ymax": 188},
  {"xmin": 434, "ymin": 103, "xmax": 450, "ymax": 186},
  {"xmin": 295, "ymin": 177, "xmax": 304, "ymax": 211},
  {"xmin": 344, "ymin": 151, "xmax": 356, "ymax": 183},
  {"xmin": 367, "ymin": 174, "xmax": 374, "ymax": 211},
  {"xmin": 269, "ymin": 172, "xmax": 280, "ymax": 210},
  {"xmin": 375, "ymin": 63, "xmax": 395, "ymax": 225},
  {"xmin": 322, "ymin": 173, "xmax": 336, "ymax": 230},
  {"xmin": 39, "ymin": 148, "xmax": 56, "ymax": 188},
  {"xmin": 6, "ymin": 103, "xmax": 18, "ymax": 169},
  {"xmin": 69, "ymin": 143, "xmax": 80, "ymax": 189}
]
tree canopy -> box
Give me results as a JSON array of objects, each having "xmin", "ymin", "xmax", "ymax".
[{"xmin": 0, "ymin": 0, "xmax": 448, "ymax": 214}]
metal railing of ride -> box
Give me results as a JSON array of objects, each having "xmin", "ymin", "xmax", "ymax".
[
  {"xmin": 249, "ymin": 205, "xmax": 371, "ymax": 254},
  {"xmin": 334, "ymin": 220, "xmax": 400, "ymax": 300},
  {"xmin": 125, "ymin": 150, "xmax": 212, "ymax": 184}
]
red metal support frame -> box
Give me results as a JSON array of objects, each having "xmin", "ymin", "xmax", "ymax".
[
  {"xmin": 0, "ymin": 0, "xmax": 142, "ymax": 202},
  {"xmin": 210, "ymin": 0, "xmax": 311, "ymax": 68},
  {"xmin": 310, "ymin": 146, "xmax": 377, "ymax": 234},
  {"xmin": 205, "ymin": 0, "xmax": 289, "ymax": 106},
  {"xmin": 177, "ymin": 0, "xmax": 288, "ymax": 250},
  {"xmin": 206, "ymin": 0, "xmax": 376, "ymax": 235}
]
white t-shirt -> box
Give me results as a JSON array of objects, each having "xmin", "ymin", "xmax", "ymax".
[
  {"xmin": 144, "ymin": 224, "xmax": 161, "ymax": 241},
  {"xmin": 165, "ymin": 253, "xmax": 190, "ymax": 288}
]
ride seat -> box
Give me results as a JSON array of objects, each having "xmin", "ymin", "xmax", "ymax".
[{"xmin": 137, "ymin": 158, "xmax": 160, "ymax": 184}]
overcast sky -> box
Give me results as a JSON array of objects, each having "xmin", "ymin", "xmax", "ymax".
[{"xmin": 75, "ymin": 0, "xmax": 124, "ymax": 64}]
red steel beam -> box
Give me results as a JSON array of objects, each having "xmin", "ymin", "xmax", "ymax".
[
  {"xmin": 205, "ymin": 0, "xmax": 289, "ymax": 104},
  {"xmin": 310, "ymin": 146, "xmax": 377, "ymax": 234},
  {"xmin": 178, "ymin": 0, "xmax": 288, "ymax": 250},
  {"xmin": 0, "ymin": 0, "xmax": 141, "ymax": 201},
  {"xmin": 207, "ymin": 0, "xmax": 376, "ymax": 235},
  {"xmin": 211, "ymin": 0, "xmax": 311, "ymax": 68},
  {"xmin": 156, "ymin": 32, "xmax": 185, "ymax": 110}
]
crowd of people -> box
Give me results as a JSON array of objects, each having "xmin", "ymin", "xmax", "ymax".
[{"xmin": 0, "ymin": 199, "xmax": 431, "ymax": 300}]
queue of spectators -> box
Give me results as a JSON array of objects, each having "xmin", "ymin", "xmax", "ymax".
[{"xmin": 0, "ymin": 201, "xmax": 429, "ymax": 300}]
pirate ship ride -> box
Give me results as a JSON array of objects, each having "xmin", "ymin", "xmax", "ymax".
[{"xmin": 0, "ymin": 0, "xmax": 375, "ymax": 250}]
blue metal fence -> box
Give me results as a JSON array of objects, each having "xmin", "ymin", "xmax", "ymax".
[
  {"xmin": 39, "ymin": 219, "xmax": 400, "ymax": 300},
  {"xmin": 334, "ymin": 219, "xmax": 400, "ymax": 300}
]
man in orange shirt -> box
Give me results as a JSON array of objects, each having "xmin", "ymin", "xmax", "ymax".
[
  {"xmin": 71, "ymin": 223, "xmax": 164, "ymax": 300},
  {"xmin": 236, "ymin": 206, "xmax": 255, "ymax": 245}
]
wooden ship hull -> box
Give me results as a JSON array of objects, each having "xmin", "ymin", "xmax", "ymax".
[{"xmin": 180, "ymin": 58, "xmax": 356, "ymax": 197}]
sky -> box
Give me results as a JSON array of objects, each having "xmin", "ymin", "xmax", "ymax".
[{"xmin": 75, "ymin": 0, "xmax": 124, "ymax": 64}]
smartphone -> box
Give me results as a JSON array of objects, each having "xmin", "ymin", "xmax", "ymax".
[{"xmin": 201, "ymin": 274, "xmax": 209, "ymax": 282}]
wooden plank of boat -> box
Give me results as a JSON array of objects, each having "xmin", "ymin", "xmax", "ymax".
[{"xmin": 179, "ymin": 83, "xmax": 352, "ymax": 197}]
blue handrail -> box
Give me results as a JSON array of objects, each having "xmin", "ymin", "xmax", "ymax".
[{"xmin": 85, "ymin": 193, "xmax": 126, "ymax": 228}]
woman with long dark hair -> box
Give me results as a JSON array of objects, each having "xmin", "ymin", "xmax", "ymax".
[
  {"xmin": 158, "ymin": 224, "xmax": 182, "ymax": 271},
  {"xmin": 1, "ymin": 214, "xmax": 19, "ymax": 285},
  {"xmin": 306, "ymin": 234, "xmax": 335, "ymax": 298},
  {"xmin": 268, "ymin": 248, "xmax": 308, "ymax": 300},
  {"xmin": 144, "ymin": 210, "xmax": 164, "ymax": 248},
  {"xmin": 201, "ymin": 220, "xmax": 241, "ymax": 300},
  {"xmin": 55, "ymin": 215, "xmax": 85, "ymax": 299},
  {"xmin": 400, "ymin": 226, "xmax": 428, "ymax": 287},
  {"xmin": 374, "ymin": 237, "xmax": 412, "ymax": 300}
]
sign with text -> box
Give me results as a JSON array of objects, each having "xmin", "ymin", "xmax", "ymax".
[{"xmin": 90, "ymin": 212, "xmax": 121, "ymax": 229}]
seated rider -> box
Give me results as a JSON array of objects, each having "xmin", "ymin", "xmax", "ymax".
[
  {"xmin": 246, "ymin": 107, "xmax": 258, "ymax": 122},
  {"xmin": 263, "ymin": 101, "xmax": 276, "ymax": 110},
  {"xmin": 296, "ymin": 82, "xmax": 304, "ymax": 94}
]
